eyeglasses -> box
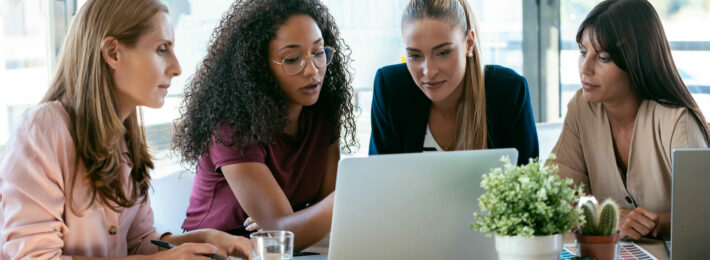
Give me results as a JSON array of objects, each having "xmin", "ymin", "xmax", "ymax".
[{"xmin": 271, "ymin": 46, "xmax": 335, "ymax": 76}]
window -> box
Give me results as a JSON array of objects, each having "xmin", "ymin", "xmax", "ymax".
[
  {"xmin": 560, "ymin": 0, "xmax": 710, "ymax": 118},
  {"xmin": 143, "ymin": 0, "xmax": 236, "ymax": 176},
  {"xmin": 0, "ymin": 0, "xmax": 526, "ymax": 161},
  {"xmin": 0, "ymin": 0, "xmax": 51, "ymax": 151},
  {"xmin": 322, "ymin": 0, "xmax": 524, "ymax": 156}
]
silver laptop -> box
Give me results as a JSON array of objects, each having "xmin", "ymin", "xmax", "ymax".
[
  {"xmin": 670, "ymin": 148, "xmax": 710, "ymax": 259},
  {"xmin": 321, "ymin": 149, "xmax": 518, "ymax": 260}
]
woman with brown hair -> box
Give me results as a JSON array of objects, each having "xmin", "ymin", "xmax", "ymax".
[
  {"xmin": 0, "ymin": 0, "xmax": 250, "ymax": 259},
  {"xmin": 552, "ymin": 0, "xmax": 710, "ymax": 241},
  {"xmin": 369, "ymin": 0, "xmax": 539, "ymax": 165}
]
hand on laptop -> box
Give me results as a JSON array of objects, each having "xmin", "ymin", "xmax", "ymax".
[
  {"xmin": 244, "ymin": 217, "xmax": 261, "ymax": 232},
  {"xmin": 619, "ymin": 207, "xmax": 661, "ymax": 240}
]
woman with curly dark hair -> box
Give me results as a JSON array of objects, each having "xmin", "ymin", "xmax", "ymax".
[{"xmin": 172, "ymin": 0, "xmax": 356, "ymax": 249}]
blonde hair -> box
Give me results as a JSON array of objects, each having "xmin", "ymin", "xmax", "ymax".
[
  {"xmin": 42, "ymin": 0, "xmax": 167, "ymax": 213},
  {"xmin": 402, "ymin": 0, "xmax": 487, "ymax": 150}
]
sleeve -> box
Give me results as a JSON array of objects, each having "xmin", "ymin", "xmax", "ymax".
[
  {"xmin": 505, "ymin": 75, "xmax": 540, "ymax": 165},
  {"xmin": 0, "ymin": 116, "xmax": 73, "ymax": 260},
  {"xmin": 669, "ymin": 109, "xmax": 709, "ymax": 152},
  {"xmin": 209, "ymin": 125, "xmax": 267, "ymax": 171},
  {"xmin": 368, "ymin": 68, "xmax": 399, "ymax": 155},
  {"xmin": 550, "ymin": 92, "xmax": 591, "ymax": 194},
  {"xmin": 126, "ymin": 197, "xmax": 163, "ymax": 255}
]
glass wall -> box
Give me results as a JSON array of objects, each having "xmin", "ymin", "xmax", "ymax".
[
  {"xmin": 322, "ymin": 0, "xmax": 524, "ymax": 156},
  {"xmin": 0, "ymin": 0, "xmax": 525, "ymax": 164},
  {"xmin": 0, "ymin": 0, "xmax": 51, "ymax": 151}
]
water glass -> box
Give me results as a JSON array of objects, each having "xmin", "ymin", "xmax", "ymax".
[{"xmin": 250, "ymin": 230, "xmax": 294, "ymax": 260}]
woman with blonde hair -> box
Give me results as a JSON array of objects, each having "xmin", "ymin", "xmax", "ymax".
[
  {"xmin": 0, "ymin": 0, "xmax": 250, "ymax": 259},
  {"xmin": 369, "ymin": 0, "xmax": 538, "ymax": 165}
]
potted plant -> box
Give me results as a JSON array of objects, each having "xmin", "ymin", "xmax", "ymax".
[
  {"xmin": 575, "ymin": 198, "xmax": 621, "ymax": 260},
  {"xmin": 472, "ymin": 154, "xmax": 585, "ymax": 260}
]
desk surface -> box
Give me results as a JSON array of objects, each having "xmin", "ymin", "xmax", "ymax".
[
  {"xmin": 563, "ymin": 234, "xmax": 667, "ymax": 260},
  {"xmin": 303, "ymin": 234, "xmax": 668, "ymax": 259}
]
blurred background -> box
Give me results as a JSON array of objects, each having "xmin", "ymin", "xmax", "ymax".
[{"xmin": 1, "ymin": 0, "xmax": 709, "ymax": 177}]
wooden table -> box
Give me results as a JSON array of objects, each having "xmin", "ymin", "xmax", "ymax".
[{"xmin": 304, "ymin": 234, "xmax": 669, "ymax": 259}]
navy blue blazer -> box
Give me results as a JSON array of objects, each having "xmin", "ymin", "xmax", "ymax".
[{"xmin": 368, "ymin": 63, "xmax": 539, "ymax": 165}]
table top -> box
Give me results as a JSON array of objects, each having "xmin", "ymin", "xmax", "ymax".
[
  {"xmin": 563, "ymin": 234, "xmax": 667, "ymax": 260},
  {"xmin": 303, "ymin": 234, "xmax": 669, "ymax": 259}
]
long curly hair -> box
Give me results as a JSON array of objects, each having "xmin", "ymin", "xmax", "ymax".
[{"xmin": 173, "ymin": 0, "xmax": 357, "ymax": 164}]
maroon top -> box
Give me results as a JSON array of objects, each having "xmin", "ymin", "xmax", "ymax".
[{"xmin": 181, "ymin": 108, "xmax": 336, "ymax": 236}]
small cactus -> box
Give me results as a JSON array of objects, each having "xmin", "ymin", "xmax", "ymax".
[
  {"xmin": 597, "ymin": 200, "xmax": 619, "ymax": 235},
  {"xmin": 580, "ymin": 201, "xmax": 597, "ymax": 235},
  {"xmin": 578, "ymin": 198, "xmax": 619, "ymax": 236}
]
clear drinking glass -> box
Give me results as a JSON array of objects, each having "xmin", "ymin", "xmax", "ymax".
[{"xmin": 250, "ymin": 230, "xmax": 294, "ymax": 260}]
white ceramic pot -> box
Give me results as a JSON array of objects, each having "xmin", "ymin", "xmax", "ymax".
[{"xmin": 494, "ymin": 233, "xmax": 563, "ymax": 260}]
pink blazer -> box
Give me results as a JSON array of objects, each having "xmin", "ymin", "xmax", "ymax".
[{"xmin": 0, "ymin": 102, "xmax": 163, "ymax": 259}]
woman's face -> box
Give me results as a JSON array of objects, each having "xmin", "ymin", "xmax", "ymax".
[
  {"xmin": 578, "ymin": 29, "xmax": 633, "ymax": 104},
  {"xmin": 402, "ymin": 18, "xmax": 474, "ymax": 104},
  {"xmin": 111, "ymin": 12, "xmax": 181, "ymax": 113},
  {"xmin": 268, "ymin": 14, "xmax": 327, "ymax": 108}
]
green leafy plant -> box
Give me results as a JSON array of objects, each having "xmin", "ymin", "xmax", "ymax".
[
  {"xmin": 579, "ymin": 198, "xmax": 619, "ymax": 236},
  {"xmin": 471, "ymin": 154, "xmax": 585, "ymax": 237}
]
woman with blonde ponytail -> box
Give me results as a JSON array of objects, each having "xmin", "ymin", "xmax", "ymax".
[
  {"xmin": 0, "ymin": 0, "xmax": 250, "ymax": 259},
  {"xmin": 369, "ymin": 0, "xmax": 538, "ymax": 165}
]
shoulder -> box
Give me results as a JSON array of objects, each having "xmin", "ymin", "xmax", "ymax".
[
  {"xmin": 376, "ymin": 63, "xmax": 412, "ymax": 81},
  {"xmin": 644, "ymin": 100, "xmax": 709, "ymax": 147},
  {"xmin": 484, "ymin": 65, "xmax": 526, "ymax": 86},
  {"xmin": 206, "ymin": 123, "xmax": 267, "ymax": 167},
  {"xmin": 0, "ymin": 101, "xmax": 74, "ymax": 178},
  {"xmin": 372, "ymin": 63, "xmax": 424, "ymax": 112},
  {"xmin": 646, "ymin": 100, "xmax": 691, "ymax": 123},
  {"xmin": 482, "ymin": 65, "xmax": 531, "ymax": 114},
  {"xmin": 483, "ymin": 65, "xmax": 527, "ymax": 102},
  {"xmin": 646, "ymin": 100, "xmax": 700, "ymax": 137},
  {"xmin": 15, "ymin": 101, "xmax": 72, "ymax": 140},
  {"xmin": 374, "ymin": 63, "xmax": 415, "ymax": 93}
]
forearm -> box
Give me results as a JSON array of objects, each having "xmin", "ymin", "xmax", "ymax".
[
  {"xmin": 161, "ymin": 229, "xmax": 212, "ymax": 245},
  {"xmin": 655, "ymin": 212, "xmax": 671, "ymax": 239},
  {"xmin": 269, "ymin": 193, "xmax": 334, "ymax": 250},
  {"xmin": 72, "ymin": 231, "xmax": 211, "ymax": 260},
  {"xmin": 73, "ymin": 256, "xmax": 149, "ymax": 260}
]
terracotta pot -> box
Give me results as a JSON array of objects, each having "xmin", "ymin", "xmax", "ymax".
[{"xmin": 574, "ymin": 232, "xmax": 620, "ymax": 260}]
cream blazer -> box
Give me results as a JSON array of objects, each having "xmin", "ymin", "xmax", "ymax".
[{"xmin": 552, "ymin": 89, "xmax": 708, "ymax": 212}]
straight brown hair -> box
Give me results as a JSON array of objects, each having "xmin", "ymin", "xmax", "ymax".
[
  {"xmin": 42, "ymin": 0, "xmax": 168, "ymax": 213},
  {"xmin": 402, "ymin": 0, "xmax": 488, "ymax": 150},
  {"xmin": 578, "ymin": 0, "xmax": 710, "ymax": 141}
]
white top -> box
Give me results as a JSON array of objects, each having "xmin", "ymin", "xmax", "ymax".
[{"xmin": 423, "ymin": 125, "xmax": 444, "ymax": 152}]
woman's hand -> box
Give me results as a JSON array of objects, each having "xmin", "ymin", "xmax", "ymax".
[
  {"xmin": 152, "ymin": 242, "xmax": 224, "ymax": 260},
  {"xmin": 204, "ymin": 229, "xmax": 252, "ymax": 259},
  {"xmin": 619, "ymin": 207, "xmax": 660, "ymax": 240},
  {"xmin": 244, "ymin": 217, "xmax": 261, "ymax": 232}
]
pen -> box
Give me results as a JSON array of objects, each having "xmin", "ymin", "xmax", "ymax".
[{"xmin": 150, "ymin": 240, "xmax": 227, "ymax": 260}]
